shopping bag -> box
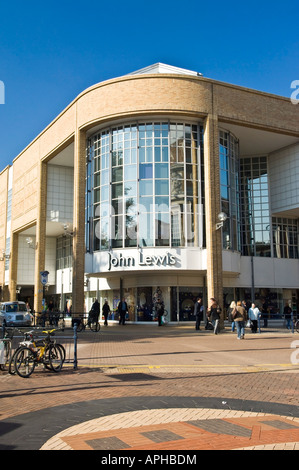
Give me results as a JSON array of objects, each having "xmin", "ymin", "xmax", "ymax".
[{"xmin": 0, "ymin": 341, "xmax": 5, "ymax": 365}]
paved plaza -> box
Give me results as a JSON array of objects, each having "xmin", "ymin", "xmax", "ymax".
[{"xmin": 0, "ymin": 323, "xmax": 298, "ymax": 451}]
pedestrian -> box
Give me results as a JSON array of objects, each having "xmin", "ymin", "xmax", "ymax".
[
  {"xmin": 90, "ymin": 299, "xmax": 100, "ymax": 326},
  {"xmin": 102, "ymin": 299, "xmax": 110, "ymax": 326},
  {"xmin": 248, "ymin": 303, "xmax": 261, "ymax": 333},
  {"xmin": 227, "ymin": 300, "xmax": 237, "ymax": 332},
  {"xmin": 261, "ymin": 299, "xmax": 269, "ymax": 327},
  {"xmin": 48, "ymin": 299, "xmax": 55, "ymax": 325},
  {"xmin": 118, "ymin": 297, "xmax": 128, "ymax": 325},
  {"xmin": 155, "ymin": 298, "xmax": 165, "ymax": 326},
  {"xmin": 207, "ymin": 298, "xmax": 221, "ymax": 335},
  {"xmin": 283, "ymin": 302, "xmax": 292, "ymax": 330},
  {"xmin": 234, "ymin": 300, "xmax": 247, "ymax": 339},
  {"xmin": 194, "ymin": 297, "xmax": 204, "ymax": 330}
]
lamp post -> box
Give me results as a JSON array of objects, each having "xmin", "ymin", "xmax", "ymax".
[
  {"xmin": 215, "ymin": 212, "xmax": 227, "ymax": 330},
  {"xmin": 216, "ymin": 212, "xmax": 228, "ymax": 230}
]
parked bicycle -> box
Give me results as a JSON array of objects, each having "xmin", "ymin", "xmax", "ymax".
[
  {"xmin": 295, "ymin": 319, "xmax": 299, "ymax": 333},
  {"xmin": 13, "ymin": 329, "xmax": 65, "ymax": 378},
  {"xmin": 35, "ymin": 311, "xmax": 65, "ymax": 330},
  {"xmin": 8, "ymin": 329, "xmax": 56, "ymax": 375},
  {"xmin": 75, "ymin": 312, "xmax": 100, "ymax": 332}
]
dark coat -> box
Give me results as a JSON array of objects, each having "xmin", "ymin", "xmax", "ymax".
[{"xmin": 194, "ymin": 302, "xmax": 204, "ymax": 320}]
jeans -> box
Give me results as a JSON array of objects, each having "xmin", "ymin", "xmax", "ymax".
[
  {"xmin": 251, "ymin": 320, "xmax": 258, "ymax": 333},
  {"xmin": 236, "ymin": 321, "xmax": 245, "ymax": 338},
  {"xmin": 212, "ymin": 319, "xmax": 220, "ymax": 334}
]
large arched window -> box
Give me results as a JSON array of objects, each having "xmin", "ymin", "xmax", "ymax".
[{"xmin": 85, "ymin": 121, "xmax": 204, "ymax": 251}]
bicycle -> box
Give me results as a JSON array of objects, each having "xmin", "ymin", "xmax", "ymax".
[
  {"xmin": 295, "ymin": 319, "xmax": 299, "ymax": 333},
  {"xmin": 8, "ymin": 329, "xmax": 43, "ymax": 375},
  {"xmin": 0, "ymin": 327, "xmax": 14, "ymax": 371},
  {"xmin": 76, "ymin": 313, "xmax": 100, "ymax": 332},
  {"xmin": 13, "ymin": 329, "xmax": 65, "ymax": 378},
  {"xmin": 35, "ymin": 311, "xmax": 65, "ymax": 330}
]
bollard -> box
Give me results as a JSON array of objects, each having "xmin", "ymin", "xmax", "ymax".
[
  {"xmin": 73, "ymin": 323, "xmax": 78, "ymax": 370},
  {"xmin": 291, "ymin": 311, "xmax": 294, "ymax": 334}
]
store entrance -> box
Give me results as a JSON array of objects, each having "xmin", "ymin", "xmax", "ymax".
[
  {"xmin": 178, "ymin": 288, "xmax": 204, "ymax": 322},
  {"xmin": 96, "ymin": 285, "xmax": 205, "ymax": 323}
]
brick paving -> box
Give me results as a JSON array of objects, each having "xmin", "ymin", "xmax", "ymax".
[{"xmin": 0, "ymin": 324, "xmax": 298, "ymax": 450}]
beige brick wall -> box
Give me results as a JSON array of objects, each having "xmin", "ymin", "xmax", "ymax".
[
  {"xmin": 0, "ymin": 167, "xmax": 9, "ymax": 292},
  {"xmin": 11, "ymin": 140, "xmax": 39, "ymax": 232}
]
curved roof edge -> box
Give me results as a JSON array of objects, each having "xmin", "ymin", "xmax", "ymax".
[{"xmin": 127, "ymin": 62, "xmax": 203, "ymax": 77}]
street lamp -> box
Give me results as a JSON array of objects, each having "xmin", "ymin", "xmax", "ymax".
[
  {"xmin": 26, "ymin": 237, "xmax": 35, "ymax": 249},
  {"xmin": 62, "ymin": 223, "xmax": 74, "ymax": 237},
  {"xmin": 216, "ymin": 212, "xmax": 227, "ymax": 230},
  {"xmin": 0, "ymin": 249, "xmax": 10, "ymax": 260}
]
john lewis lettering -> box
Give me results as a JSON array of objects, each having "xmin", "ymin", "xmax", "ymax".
[{"xmin": 108, "ymin": 251, "xmax": 177, "ymax": 271}]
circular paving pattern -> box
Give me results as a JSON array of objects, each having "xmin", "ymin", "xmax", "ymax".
[
  {"xmin": 40, "ymin": 407, "xmax": 299, "ymax": 451},
  {"xmin": 1, "ymin": 396, "xmax": 299, "ymax": 451}
]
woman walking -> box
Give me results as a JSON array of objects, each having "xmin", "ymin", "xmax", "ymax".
[
  {"xmin": 207, "ymin": 298, "xmax": 221, "ymax": 335},
  {"xmin": 227, "ymin": 301, "xmax": 237, "ymax": 332},
  {"xmin": 234, "ymin": 301, "xmax": 247, "ymax": 339}
]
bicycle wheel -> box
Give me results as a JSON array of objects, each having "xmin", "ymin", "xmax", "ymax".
[
  {"xmin": 75, "ymin": 320, "xmax": 84, "ymax": 332},
  {"xmin": 8, "ymin": 348, "xmax": 20, "ymax": 375},
  {"xmin": 56, "ymin": 343, "xmax": 66, "ymax": 362},
  {"xmin": 89, "ymin": 320, "xmax": 100, "ymax": 332},
  {"xmin": 14, "ymin": 347, "xmax": 36, "ymax": 378},
  {"xmin": 296, "ymin": 321, "xmax": 299, "ymax": 333},
  {"xmin": 48, "ymin": 343, "xmax": 64, "ymax": 372}
]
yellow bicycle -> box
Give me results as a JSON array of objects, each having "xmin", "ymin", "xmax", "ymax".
[{"xmin": 13, "ymin": 329, "xmax": 65, "ymax": 378}]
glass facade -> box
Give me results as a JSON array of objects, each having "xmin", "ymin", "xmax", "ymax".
[
  {"xmin": 272, "ymin": 217, "xmax": 299, "ymax": 259},
  {"xmin": 56, "ymin": 235, "xmax": 73, "ymax": 270},
  {"xmin": 240, "ymin": 156, "xmax": 271, "ymax": 257},
  {"xmin": 219, "ymin": 130, "xmax": 240, "ymax": 251},
  {"xmin": 85, "ymin": 121, "xmax": 204, "ymax": 251}
]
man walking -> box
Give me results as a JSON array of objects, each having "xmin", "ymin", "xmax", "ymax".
[
  {"xmin": 118, "ymin": 297, "xmax": 128, "ymax": 325},
  {"xmin": 102, "ymin": 299, "xmax": 111, "ymax": 326},
  {"xmin": 194, "ymin": 297, "xmax": 204, "ymax": 330},
  {"xmin": 90, "ymin": 299, "xmax": 100, "ymax": 325}
]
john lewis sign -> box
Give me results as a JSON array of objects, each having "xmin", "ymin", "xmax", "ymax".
[
  {"xmin": 87, "ymin": 248, "xmax": 208, "ymax": 275},
  {"xmin": 108, "ymin": 251, "xmax": 177, "ymax": 271}
]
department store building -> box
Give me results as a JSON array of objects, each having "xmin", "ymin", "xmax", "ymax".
[{"xmin": 0, "ymin": 63, "xmax": 299, "ymax": 323}]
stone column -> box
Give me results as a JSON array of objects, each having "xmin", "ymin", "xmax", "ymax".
[
  {"xmin": 34, "ymin": 161, "xmax": 47, "ymax": 312},
  {"xmin": 72, "ymin": 129, "xmax": 86, "ymax": 314},
  {"xmin": 204, "ymin": 114, "xmax": 224, "ymax": 325},
  {"xmin": 2, "ymin": 169, "xmax": 10, "ymax": 301},
  {"xmin": 8, "ymin": 232, "xmax": 18, "ymax": 301}
]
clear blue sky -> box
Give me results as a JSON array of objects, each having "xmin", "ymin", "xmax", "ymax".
[{"xmin": 0, "ymin": 0, "xmax": 298, "ymax": 170}]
